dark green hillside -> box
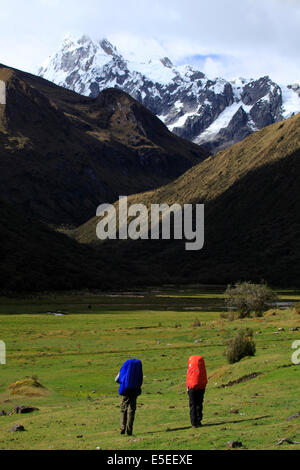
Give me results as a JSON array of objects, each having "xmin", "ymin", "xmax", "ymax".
[
  {"xmin": 71, "ymin": 114, "xmax": 300, "ymax": 287},
  {"xmin": 0, "ymin": 198, "xmax": 106, "ymax": 292}
]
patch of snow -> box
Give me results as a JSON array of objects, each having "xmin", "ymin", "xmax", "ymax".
[
  {"xmin": 174, "ymin": 100, "xmax": 184, "ymax": 110},
  {"xmin": 168, "ymin": 110, "xmax": 197, "ymax": 131},
  {"xmin": 281, "ymin": 85, "xmax": 300, "ymax": 118},
  {"xmin": 242, "ymin": 104, "xmax": 252, "ymax": 113},
  {"xmin": 127, "ymin": 58, "xmax": 176, "ymax": 85},
  {"xmin": 210, "ymin": 78, "xmax": 227, "ymax": 95},
  {"xmin": 259, "ymin": 93, "xmax": 271, "ymax": 103},
  {"xmin": 247, "ymin": 114, "xmax": 258, "ymax": 132},
  {"xmin": 157, "ymin": 114, "xmax": 167, "ymax": 123},
  {"xmin": 195, "ymin": 102, "xmax": 243, "ymax": 143},
  {"xmin": 230, "ymin": 77, "xmax": 249, "ymax": 87}
]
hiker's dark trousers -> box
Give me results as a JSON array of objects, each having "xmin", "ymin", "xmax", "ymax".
[
  {"xmin": 188, "ymin": 388, "xmax": 205, "ymax": 426},
  {"xmin": 120, "ymin": 395, "xmax": 137, "ymax": 434}
]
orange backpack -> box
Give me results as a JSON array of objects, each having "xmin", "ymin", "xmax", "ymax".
[{"xmin": 187, "ymin": 355, "xmax": 207, "ymax": 390}]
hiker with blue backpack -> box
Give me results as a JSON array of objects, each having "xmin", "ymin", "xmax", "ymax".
[{"xmin": 115, "ymin": 358, "xmax": 143, "ymax": 435}]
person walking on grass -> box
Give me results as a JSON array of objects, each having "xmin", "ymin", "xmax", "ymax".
[
  {"xmin": 186, "ymin": 355, "xmax": 207, "ymax": 428},
  {"xmin": 115, "ymin": 358, "xmax": 143, "ymax": 436}
]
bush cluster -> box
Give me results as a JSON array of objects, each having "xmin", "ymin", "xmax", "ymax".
[
  {"xmin": 225, "ymin": 328, "xmax": 256, "ymax": 364},
  {"xmin": 225, "ymin": 281, "xmax": 278, "ymax": 318}
]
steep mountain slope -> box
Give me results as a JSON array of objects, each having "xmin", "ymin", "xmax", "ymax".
[
  {"xmin": 71, "ymin": 113, "xmax": 300, "ymax": 286},
  {"xmin": 0, "ymin": 198, "xmax": 102, "ymax": 292},
  {"xmin": 0, "ymin": 64, "xmax": 207, "ymax": 226},
  {"xmin": 39, "ymin": 34, "xmax": 300, "ymax": 153}
]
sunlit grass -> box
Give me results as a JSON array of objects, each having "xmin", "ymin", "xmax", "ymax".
[{"xmin": 0, "ymin": 290, "xmax": 299, "ymax": 450}]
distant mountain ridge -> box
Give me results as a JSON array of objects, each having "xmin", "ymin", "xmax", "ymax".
[{"xmin": 39, "ymin": 34, "xmax": 300, "ymax": 153}]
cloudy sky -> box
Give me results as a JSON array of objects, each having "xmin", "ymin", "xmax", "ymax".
[{"xmin": 1, "ymin": 0, "xmax": 299, "ymax": 83}]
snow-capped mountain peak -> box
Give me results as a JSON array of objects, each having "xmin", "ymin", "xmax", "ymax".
[{"xmin": 39, "ymin": 34, "xmax": 300, "ymax": 152}]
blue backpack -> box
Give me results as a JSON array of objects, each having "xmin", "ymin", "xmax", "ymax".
[{"xmin": 118, "ymin": 359, "xmax": 143, "ymax": 396}]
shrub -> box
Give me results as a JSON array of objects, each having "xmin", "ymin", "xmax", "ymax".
[
  {"xmin": 225, "ymin": 328, "xmax": 256, "ymax": 364},
  {"xmin": 225, "ymin": 281, "xmax": 278, "ymax": 318},
  {"xmin": 192, "ymin": 318, "xmax": 201, "ymax": 327}
]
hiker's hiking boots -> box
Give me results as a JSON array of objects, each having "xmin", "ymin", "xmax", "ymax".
[{"xmin": 120, "ymin": 428, "xmax": 133, "ymax": 435}]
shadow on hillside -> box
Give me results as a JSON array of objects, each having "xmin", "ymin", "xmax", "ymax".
[{"xmin": 144, "ymin": 415, "xmax": 271, "ymax": 434}]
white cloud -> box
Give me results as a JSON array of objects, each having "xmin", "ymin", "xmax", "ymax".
[{"xmin": 0, "ymin": 0, "xmax": 299, "ymax": 83}]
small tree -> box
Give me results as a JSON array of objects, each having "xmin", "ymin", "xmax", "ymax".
[
  {"xmin": 225, "ymin": 281, "xmax": 278, "ymax": 318},
  {"xmin": 225, "ymin": 328, "xmax": 256, "ymax": 364}
]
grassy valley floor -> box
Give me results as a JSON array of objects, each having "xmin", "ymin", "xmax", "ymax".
[{"xmin": 0, "ymin": 287, "xmax": 299, "ymax": 450}]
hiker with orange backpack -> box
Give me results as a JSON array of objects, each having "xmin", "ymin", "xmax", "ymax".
[
  {"xmin": 115, "ymin": 358, "xmax": 143, "ymax": 436},
  {"xmin": 186, "ymin": 355, "xmax": 208, "ymax": 428}
]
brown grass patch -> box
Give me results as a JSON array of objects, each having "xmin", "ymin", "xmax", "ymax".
[
  {"xmin": 8, "ymin": 378, "xmax": 49, "ymax": 397},
  {"xmin": 264, "ymin": 309, "xmax": 280, "ymax": 317}
]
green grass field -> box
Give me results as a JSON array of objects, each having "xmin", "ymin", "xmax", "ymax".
[{"xmin": 0, "ymin": 287, "xmax": 299, "ymax": 450}]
